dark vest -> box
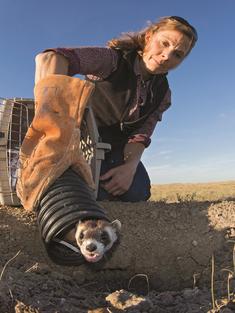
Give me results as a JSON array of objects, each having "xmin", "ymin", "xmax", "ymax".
[{"xmin": 86, "ymin": 50, "xmax": 169, "ymax": 145}]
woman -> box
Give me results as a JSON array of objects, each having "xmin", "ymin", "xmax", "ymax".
[{"xmin": 35, "ymin": 16, "xmax": 198, "ymax": 202}]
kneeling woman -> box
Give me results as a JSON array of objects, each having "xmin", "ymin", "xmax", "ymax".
[{"xmin": 35, "ymin": 16, "xmax": 197, "ymax": 202}]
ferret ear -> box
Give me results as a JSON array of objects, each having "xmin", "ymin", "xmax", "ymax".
[
  {"xmin": 75, "ymin": 221, "xmax": 81, "ymax": 228},
  {"xmin": 111, "ymin": 219, "xmax": 121, "ymax": 232}
]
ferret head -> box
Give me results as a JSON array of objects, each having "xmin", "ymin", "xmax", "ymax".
[{"xmin": 75, "ymin": 219, "xmax": 121, "ymax": 263}]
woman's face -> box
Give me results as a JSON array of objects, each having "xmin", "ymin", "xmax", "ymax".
[{"xmin": 142, "ymin": 29, "xmax": 192, "ymax": 74}]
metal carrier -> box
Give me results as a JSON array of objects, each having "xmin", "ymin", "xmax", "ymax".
[{"xmin": 0, "ymin": 97, "xmax": 110, "ymax": 206}]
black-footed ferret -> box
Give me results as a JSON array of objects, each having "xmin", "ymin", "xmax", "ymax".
[{"xmin": 62, "ymin": 219, "xmax": 121, "ymax": 263}]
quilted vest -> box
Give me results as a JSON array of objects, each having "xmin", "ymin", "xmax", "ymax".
[{"xmin": 87, "ymin": 50, "xmax": 169, "ymax": 145}]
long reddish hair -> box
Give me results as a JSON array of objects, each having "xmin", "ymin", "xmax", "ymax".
[{"xmin": 107, "ymin": 16, "xmax": 197, "ymax": 56}]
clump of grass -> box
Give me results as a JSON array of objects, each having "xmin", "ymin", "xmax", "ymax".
[
  {"xmin": 209, "ymin": 242, "xmax": 235, "ymax": 312},
  {"xmin": 176, "ymin": 192, "xmax": 197, "ymax": 203}
]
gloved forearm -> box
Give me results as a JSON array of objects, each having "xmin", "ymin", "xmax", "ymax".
[{"xmin": 35, "ymin": 52, "xmax": 69, "ymax": 84}]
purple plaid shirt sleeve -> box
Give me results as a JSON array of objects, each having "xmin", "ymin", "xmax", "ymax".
[
  {"xmin": 42, "ymin": 47, "xmax": 171, "ymax": 148},
  {"xmin": 43, "ymin": 47, "xmax": 119, "ymax": 77}
]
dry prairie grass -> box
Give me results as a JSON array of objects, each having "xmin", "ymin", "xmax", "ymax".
[{"xmin": 150, "ymin": 180, "xmax": 235, "ymax": 203}]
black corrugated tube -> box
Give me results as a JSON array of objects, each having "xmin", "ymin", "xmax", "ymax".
[{"xmin": 37, "ymin": 168, "xmax": 110, "ymax": 266}]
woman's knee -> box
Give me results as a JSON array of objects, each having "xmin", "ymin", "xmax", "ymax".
[
  {"xmin": 120, "ymin": 163, "xmax": 151, "ymax": 202},
  {"xmin": 120, "ymin": 186, "xmax": 151, "ymax": 202}
]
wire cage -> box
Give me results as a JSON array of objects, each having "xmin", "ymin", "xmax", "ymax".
[{"xmin": 0, "ymin": 98, "xmax": 110, "ymax": 206}]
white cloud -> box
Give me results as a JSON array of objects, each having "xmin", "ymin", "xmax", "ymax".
[
  {"xmin": 146, "ymin": 156, "xmax": 235, "ymax": 184},
  {"xmin": 158, "ymin": 150, "xmax": 172, "ymax": 156}
]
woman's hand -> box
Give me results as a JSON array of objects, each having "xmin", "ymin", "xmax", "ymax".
[
  {"xmin": 99, "ymin": 163, "xmax": 136, "ymax": 196},
  {"xmin": 100, "ymin": 142, "xmax": 145, "ymax": 196}
]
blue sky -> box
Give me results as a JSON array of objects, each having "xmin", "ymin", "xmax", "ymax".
[{"xmin": 0, "ymin": 0, "xmax": 234, "ymax": 184}]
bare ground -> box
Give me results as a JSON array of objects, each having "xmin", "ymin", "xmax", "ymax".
[{"xmin": 1, "ymin": 199, "xmax": 235, "ymax": 313}]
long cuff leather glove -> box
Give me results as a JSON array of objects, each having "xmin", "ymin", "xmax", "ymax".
[{"xmin": 16, "ymin": 74, "xmax": 95, "ymax": 211}]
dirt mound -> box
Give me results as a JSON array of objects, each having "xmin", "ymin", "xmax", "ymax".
[{"xmin": 1, "ymin": 200, "xmax": 235, "ymax": 312}]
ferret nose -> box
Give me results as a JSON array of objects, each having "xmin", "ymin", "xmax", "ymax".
[{"xmin": 86, "ymin": 243, "xmax": 97, "ymax": 252}]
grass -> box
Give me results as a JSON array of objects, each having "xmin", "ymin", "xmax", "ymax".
[{"xmin": 150, "ymin": 181, "xmax": 235, "ymax": 203}]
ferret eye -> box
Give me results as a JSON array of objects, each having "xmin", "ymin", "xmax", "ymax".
[
  {"xmin": 101, "ymin": 231, "xmax": 109, "ymax": 242},
  {"xmin": 79, "ymin": 232, "xmax": 84, "ymax": 240}
]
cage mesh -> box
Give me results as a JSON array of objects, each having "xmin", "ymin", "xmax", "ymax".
[
  {"xmin": 7, "ymin": 99, "xmax": 34, "ymax": 190},
  {"xmin": 0, "ymin": 98, "xmax": 109, "ymax": 206}
]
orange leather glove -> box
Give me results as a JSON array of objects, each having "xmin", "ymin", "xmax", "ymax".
[{"xmin": 16, "ymin": 74, "xmax": 95, "ymax": 211}]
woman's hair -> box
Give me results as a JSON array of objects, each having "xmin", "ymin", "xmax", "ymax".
[{"xmin": 107, "ymin": 16, "xmax": 198, "ymax": 56}]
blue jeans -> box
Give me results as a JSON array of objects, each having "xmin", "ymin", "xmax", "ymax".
[{"xmin": 97, "ymin": 147, "xmax": 151, "ymax": 202}]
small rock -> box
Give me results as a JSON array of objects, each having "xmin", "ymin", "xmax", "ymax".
[
  {"xmin": 15, "ymin": 300, "xmax": 40, "ymax": 313},
  {"xmin": 41, "ymin": 283, "xmax": 48, "ymax": 290},
  {"xmin": 192, "ymin": 240, "xmax": 198, "ymax": 247},
  {"xmin": 106, "ymin": 289, "xmax": 152, "ymax": 311},
  {"xmin": 160, "ymin": 292, "xmax": 175, "ymax": 305},
  {"xmin": 88, "ymin": 308, "xmax": 112, "ymax": 313},
  {"xmin": 72, "ymin": 270, "xmax": 86, "ymax": 284},
  {"xmin": 183, "ymin": 288, "xmax": 199, "ymax": 299},
  {"xmin": 38, "ymin": 263, "xmax": 50, "ymax": 274},
  {"xmin": 169, "ymin": 210, "xmax": 177, "ymax": 218},
  {"xmin": 60, "ymin": 298, "xmax": 66, "ymax": 305}
]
